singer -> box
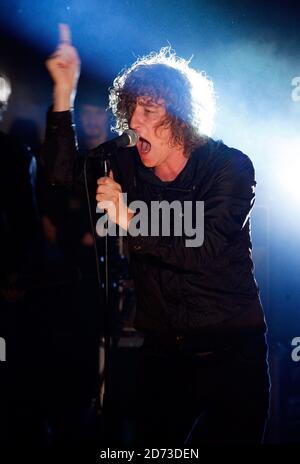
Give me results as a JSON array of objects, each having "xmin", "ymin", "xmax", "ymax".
[{"xmin": 42, "ymin": 24, "xmax": 270, "ymax": 445}]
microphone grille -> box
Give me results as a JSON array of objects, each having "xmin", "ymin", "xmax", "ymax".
[{"xmin": 124, "ymin": 129, "xmax": 139, "ymax": 147}]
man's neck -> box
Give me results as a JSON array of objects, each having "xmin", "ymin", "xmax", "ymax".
[{"xmin": 154, "ymin": 151, "xmax": 189, "ymax": 182}]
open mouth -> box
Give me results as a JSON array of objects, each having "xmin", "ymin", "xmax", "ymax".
[{"xmin": 138, "ymin": 136, "xmax": 151, "ymax": 154}]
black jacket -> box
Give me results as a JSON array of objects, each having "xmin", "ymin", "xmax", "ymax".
[{"xmin": 42, "ymin": 110, "xmax": 266, "ymax": 335}]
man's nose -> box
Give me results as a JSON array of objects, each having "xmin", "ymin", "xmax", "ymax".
[{"xmin": 130, "ymin": 108, "xmax": 143, "ymax": 129}]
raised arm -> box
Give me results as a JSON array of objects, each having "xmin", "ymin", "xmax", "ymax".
[
  {"xmin": 45, "ymin": 23, "xmax": 80, "ymax": 111},
  {"xmin": 42, "ymin": 24, "xmax": 81, "ymax": 187}
]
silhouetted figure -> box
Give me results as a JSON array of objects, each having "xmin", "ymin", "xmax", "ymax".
[{"xmin": 0, "ymin": 73, "xmax": 45, "ymax": 444}]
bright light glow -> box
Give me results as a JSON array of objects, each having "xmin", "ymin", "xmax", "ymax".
[
  {"xmin": 272, "ymin": 138, "xmax": 300, "ymax": 200},
  {"xmin": 0, "ymin": 75, "xmax": 11, "ymax": 103}
]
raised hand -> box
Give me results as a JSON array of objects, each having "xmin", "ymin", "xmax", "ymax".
[{"xmin": 45, "ymin": 23, "xmax": 81, "ymax": 111}]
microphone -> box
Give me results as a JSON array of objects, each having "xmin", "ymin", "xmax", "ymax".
[{"xmin": 88, "ymin": 129, "xmax": 138, "ymax": 158}]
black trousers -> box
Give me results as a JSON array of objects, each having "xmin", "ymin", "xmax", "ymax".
[{"xmin": 135, "ymin": 331, "xmax": 270, "ymax": 445}]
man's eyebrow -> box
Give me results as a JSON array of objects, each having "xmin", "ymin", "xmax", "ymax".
[
  {"xmin": 138, "ymin": 98, "xmax": 163, "ymax": 108},
  {"xmin": 139, "ymin": 101, "xmax": 158, "ymax": 108}
]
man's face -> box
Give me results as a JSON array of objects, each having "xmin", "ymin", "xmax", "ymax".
[
  {"xmin": 130, "ymin": 96, "xmax": 176, "ymax": 168},
  {"xmin": 79, "ymin": 104, "xmax": 108, "ymax": 138}
]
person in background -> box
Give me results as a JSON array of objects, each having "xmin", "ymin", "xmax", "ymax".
[
  {"xmin": 39, "ymin": 84, "xmax": 111, "ymax": 267},
  {"xmin": 0, "ymin": 72, "xmax": 44, "ymax": 444},
  {"xmin": 0, "ymin": 74, "xmax": 38, "ymax": 296},
  {"xmin": 76, "ymin": 88, "xmax": 110, "ymax": 150},
  {"xmin": 37, "ymin": 82, "xmax": 114, "ymax": 444}
]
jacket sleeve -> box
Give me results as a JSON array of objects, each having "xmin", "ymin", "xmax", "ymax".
[
  {"xmin": 127, "ymin": 152, "xmax": 256, "ymax": 273},
  {"xmin": 41, "ymin": 108, "xmax": 79, "ymax": 187},
  {"xmin": 41, "ymin": 108, "xmax": 122, "ymax": 187}
]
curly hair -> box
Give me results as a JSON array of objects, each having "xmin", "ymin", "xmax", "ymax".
[{"xmin": 109, "ymin": 47, "xmax": 216, "ymax": 155}]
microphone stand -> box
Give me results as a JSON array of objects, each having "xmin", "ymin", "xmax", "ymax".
[
  {"xmin": 102, "ymin": 158, "xmax": 112, "ymax": 433},
  {"xmin": 85, "ymin": 146, "xmax": 115, "ymax": 442},
  {"xmin": 87, "ymin": 134, "xmax": 138, "ymax": 441},
  {"xmin": 99, "ymin": 157, "xmax": 115, "ymax": 444}
]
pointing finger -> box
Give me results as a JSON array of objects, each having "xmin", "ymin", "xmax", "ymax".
[{"xmin": 59, "ymin": 23, "xmax": 72, "ymax": 45}]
